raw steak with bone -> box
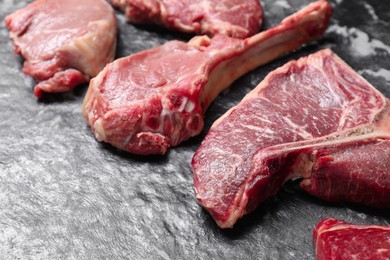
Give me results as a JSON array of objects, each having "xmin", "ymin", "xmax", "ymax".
[
  {"xmin": 83, "ymin": 0, "xmax": 332, "ymax": 155},
  {"xmin": 314, "ymin": 218, "xmax": 390, "ymax": 259},
  {"xmin": 192, "ymin": 49, "xmax": 390, "ymax": 228},
  {"xmin": 4, "ymin": 0, "xmax": 117, "ymax": 98},
  {"xmin": 111, "ymin": 0, "xmax": 263, "ymax": 39}
]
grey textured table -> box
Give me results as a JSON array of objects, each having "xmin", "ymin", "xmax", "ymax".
[{"xmin": 0, "ymin": 0, "xmax": 389, "ymax": 259}]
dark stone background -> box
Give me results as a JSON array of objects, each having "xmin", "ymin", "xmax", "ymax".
[{"xmin": 0, "ymin": 0, "xmax": 389, "ymax": 259}]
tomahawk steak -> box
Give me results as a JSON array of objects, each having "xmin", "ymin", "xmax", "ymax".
[
  {"xmin": 314, "ymin": 218, "xmax": 390, "ymax": 259},
  {"xmin": 5, "ymin": 0, "xmax": 117, "ymax": 98},
  {"xmin": 82, "ymin": 0, "xmax": 332, "ymax": 155},
  {"xmin": 111, "ymin": 0, "xmax": 262, "ymax": 38},
  {"xmin": 192, "ymin": 49, "xmax": 390, "ymax": 228}
]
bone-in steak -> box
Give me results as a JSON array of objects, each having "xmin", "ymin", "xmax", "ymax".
[
  {"xmin": 82, "ymin": 0, "xmax": 332, "ymax": 155},
  {"xmin": 5, "ymin": 0, "xmax": 117, "ymax": 98},
  {"xmin": 314, "ymin": 218, "xmax": 390, "ymax": 259},
  {"xmin": 111, "ymin": 0, "xmax": 263, "ymax": 38},
  {"xmin": 192, "ymin": 49, "xmax": 390, "ymax": 228}
]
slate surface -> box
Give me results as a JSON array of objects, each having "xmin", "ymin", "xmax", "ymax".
[{"xmin": 0, "ymin": 0, "xmax": 389, "ymax": 259}]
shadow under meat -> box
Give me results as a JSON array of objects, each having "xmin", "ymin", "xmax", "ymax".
[
  {"xmin": 36, "ymin": 83, "xmax": 89, "ymax": 104},
  {"xmin": 98, "ymin": 141, "xmax": 170, "ymax": 165}
]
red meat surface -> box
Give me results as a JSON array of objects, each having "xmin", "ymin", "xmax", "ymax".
[
  {"xmin": 112, "ymin": 0, "xmax": 263, "ymax": 38},
  {"xmin": 82, "ymin": 0, "xmax": 332, "ymax": 155},
  {"xmin": 314, "ymin": 218, "xmax": 390, "ymax": 260},
  {"xmin": 192, "ymin": 49, "xmax": 390, "ymax": 228},
  {"xmin": 5, "ymin": 0, "xmax": 117, "ymax": 98}
]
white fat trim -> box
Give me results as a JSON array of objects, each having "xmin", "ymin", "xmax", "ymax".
[
  {"xmin": 322, "ymin": 224, "xmax": 390, "ymax": 233},
  {"xmin": 185, "ymin": 99, "xmax": 195, "ymax": 113},
  {"xmin": 177, "ymin": 96, "xmax": 188, "ymax": 112},
  {"xmin": 93, "ymin": 118, "xmax": 106, "ymax": 142},
  {"xmin": 159, "ymin": 106, "xmax": 170, "ymax": 132},
  {"xmin": 272, "ymin": 130, "xmax": 388, "ymax": 155},
  {"xmin": 88, "ymin": 111, "xmax": 94, "ymax": 124},
  {"xmin": 124, "ymin": 134, "xmax": 133, "ymax": 146},
  {"xmin": 159, "ymin": 96, "xmax": 196, "ymax": 130}
]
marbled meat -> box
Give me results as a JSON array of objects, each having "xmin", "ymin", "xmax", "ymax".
[
  {"xmin": 314, "ymin": 218, "xmax": 390, "ymax": 259},
  {"xmin": 82, "ymin": 0, "xmax": 332, "ymax": 155},
  {"xmin": 192, "ymin": 49, "xmax": 390, "ymax": 228}
]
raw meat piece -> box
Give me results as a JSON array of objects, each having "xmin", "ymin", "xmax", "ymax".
[
  {"xmin": 192, "ymin": 49, "xmax": 390, "ymax": 228},
  {"xmin": 300, "ymin": 139, "xmax": 390, "ymax": 207},
  {"xmin": 5, "ymin": 0, "xmax": 117, "ymax": 98},
  {"xmin": 111, "ymin": 0, "xmax": 263, "ymax": 39},
  {"xmin": 82, "ymin": 0, "xmax": 332, "ymax": 155},
  {"xmin": 314, "ymin": 218, "xmax": 390, "ymax": 259}
]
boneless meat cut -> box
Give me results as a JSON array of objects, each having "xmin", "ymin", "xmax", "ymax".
[
  {"xmin": 314, "ymin": 218, "xmax": 390, "ymax": 259},
  {"xmin": 82, "ymin": 0, "xmax": 332, "ymax": 155},
  {"xmin": 192, "ymin": 49, "xmax": 390, "ymax": 228},
  {"xmin": 5, "ymin": 0, "xmax": 117, "ymax": 98},
  {"xmin": 111, "ymin": 0, "xmax": 262, "ymax": 38}
]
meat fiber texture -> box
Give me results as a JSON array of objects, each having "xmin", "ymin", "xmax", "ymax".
[
  {"xmin": 192, "ymin": 49, "xmax": 390, "ymax": 229},
  {"xmin": 4, "ymin": 0, "xmax": 117, "ymax": 98},
  {"xmin": 111, "ymin": 0, "xmax": 263, "ymax": 39},
  {"xmin": 82, "ymin": 0, "xmax": 332, "ymax": 155},
  {"xmin": 314, "ymin": 218, "xmax": 390, "ymax": 259}
]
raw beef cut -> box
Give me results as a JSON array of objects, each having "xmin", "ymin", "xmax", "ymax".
[
  {"xmin": 314, "ymin": 218, "xmax": 390, "ymax": 259},
  {"xmin": 82, "ymin": 0, "xmax": 332, "ymax": 155},
  {"xmin": 111, "ymin": 0, "xmax": 262, "ymax": 39},
  {"xmin": 192, "ymin": 49, "xmax": 390, "ymax": 228},
  {"xmin": 5, "ymin": 0, "xmax": 117, "ymax": 98}
]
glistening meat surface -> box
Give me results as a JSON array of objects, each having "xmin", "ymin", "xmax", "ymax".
[
  {"xmin": 192, "ymin": 49, "xmax": 390, "ymax": 228},
  {"xmin": 314, "ymin": 218, "xmax": 390, "ymax": 260},
  {"xmin": 111, "ymin": 0, "xmax": 262, "ymax": 38},
  {"xmin": 5, "ymin": 0, "xmax": 117, "ymax": 98},
  {"xmin": 83, "ymin": 0, "xmax": 332, "ymax": 155}
]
